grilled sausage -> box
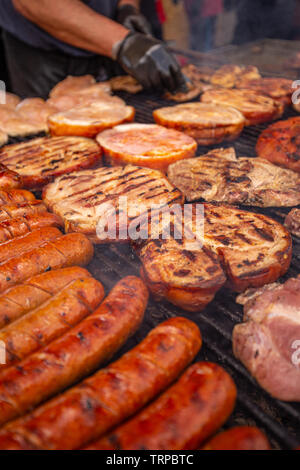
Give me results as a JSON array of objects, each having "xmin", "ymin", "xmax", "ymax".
[
  {"xmin": 0, "ymin": 267, "xmax": 92, "ymax": 329},
  {"xmin": 0, "ymin": 315, "xmax": 201, "ymax": 449},
  {"xmin": 0, "ymin": 276, "xmax": 148, "ymax": 429},
  {"xmin": 0, "ymin": 233, "xmax": 94, "ymax": 293},
  {"xmin": 0, "ymin": 202, "xmax": 47, "ymax": 222},
  {"xmin": 0, "ymin": 277, "xmax": 105, "ymax": 368},
  {"xmin": 85, "ymin": 362, "xmax": 236, "ymax": 450},
  {"xmin": 0, "ymin": 164, "xmax": 22, "ymax": 191},
  {"xmin": 0, "ymin": 212, "xmax": 63, "ymax": 244},
  {"xmin": 201, "ymin": 426, "xmax": 271, "ymax": 450},
  {"xmin": 0, "ymin": 226, "xmax": 62, "ymax": 264},
  {"xmin": 0, "ymin": 190, "xmax": 35, "ymax": 206}
]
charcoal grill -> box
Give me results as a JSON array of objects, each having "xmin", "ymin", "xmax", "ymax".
[{"xmin": 4, "ymin": 40, "xmax": 300, "ymax": 449}]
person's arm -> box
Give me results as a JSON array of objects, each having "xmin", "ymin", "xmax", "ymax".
[
  {"xmin": 12, "ymin": 0, "xmax": 129, "ymax": 57},
  {"xmin": 118, "ymin": 0, "xmax": 140, "ymax": 8}
]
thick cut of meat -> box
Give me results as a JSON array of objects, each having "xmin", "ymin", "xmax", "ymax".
[
  {"xmin": 109, "ymin": 75, "xmax": 143, "ymax": 94},
  {"xmin": 0, "ymin": 107, "xmax": 42, "ymax": 137},
  {"xmin": 210, "ymin": 65, "xmax": 261, "ymax": 88},
  {"xmin": 285, "ymin": 208, "xmax": 300, "ymax": 237},
  {"xmin": 233, "ymin": 275, "xmax": 300, "ymax": 401},
  {"xmin": 47, "ymin": 83, "xmax": 113, "ymax": 112},
  {"xmin": 164, "ymin": 82, "xmax": 203, "ymax": 103},
  {"xmin": 0, "ymin": 136, "xmax": 102, "ymax": 189},
  {"xmin": 16, "ymin": 98, "xmax": 58, "ymax": 132},
  {"xmin": 154, "ymin": 103, "xmax": 245, "ymax": 145},
  {"xmin": 43, "ymin": 164, "xmax": 183, "ymax": 243},
  {"xmin": 181, "ymin": 64, "xmax": 215, "ymax": 84},
  {"xmin": 1, "ymin": 93, "xmax": 21, "ymax": 109},
  {"xmin": 96, "ymin": 123, "xmax": 197, "ymax": 172},
  {"xmin": 49, "ymin": 75, "xmax": 96, "ymax": 98},
  {"xmin": 48, "ymin": 100, "xmax": 135, "ymax": 138},
  {"xmin": 256, "ymin": 117, "xmax": 300, "ymax": 173},
  {"xmin": 136, "ymin": 203, "xmax": 291, "ymax": 310},
  {"xmin": 236, "ymin": 77, "xmax": 293, "ymax": 105},
  {"xmin": 0, "ymin": 130, "xmax": 8, "ymax": 147},
  {"xmin": 168, "ymin": 147, "xmax": 300, "ymax": 206},
  {"xmin": 201, "ymin": 88, "xmax": 282, "ymax": 126}
]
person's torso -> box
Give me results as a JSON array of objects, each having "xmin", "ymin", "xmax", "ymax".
[{"xmin": 0, "ymin": 0, "xmax": 119, "ymax": 57}]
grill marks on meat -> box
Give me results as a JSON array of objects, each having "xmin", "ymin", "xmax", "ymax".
[
  {"xmin": 256, "ymin": 117, "xmax": 300, "ymax": 173},
  {"xmin": 42, "ymin": 165, "xmax": 183, "ymax": 243},
  {"xmin": 167, "ymin": 147, "xmax": 300, "ymax": 207},
  {"xmin": 233, "ymin": 275, "xmax": 300, "ymax": 401},
  {"xmin": 136, "ymin": 203, "xmax": 291, "ymax": 311},
  {"xmin": 0, "ymin": 136, "xmax": 102, "ymax": 189}
]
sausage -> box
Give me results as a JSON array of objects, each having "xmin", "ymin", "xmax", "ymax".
[
  {"xmin": 0, "ymin": 226, "xmax": 62, "ymax": 264},
  {"xmin": 0, "ymin": 212, "xmax": 63, "ymax": 244},
  {"xmin": 0, "ymin": 233, "xmax": 94, "ymax": 293},
  {"xmin": 0, "ymin": 315, "xmax": 201, "ymax": 449},
  {"xmin": 0, "ymin": 266, "xmax": 92, "ymax": 329},
  {"xmin": 84, "ymin": 362, "xmax": 236, "ymax": 450},
  {"xmin": 201, "ymin": 426, "xmax": 271, "ymax": 450},
  {"xmin": 0, "ymin": 276, "xmax": 148, "ymax": 430},
  {"xmin": 0, "ymin": 190, "xmax": 35, "ymax": 206},
  {"xmin": 0, "ymin": 202, "xmax": 47, "ymax": 222},
  {"xmin": 0, "ymin": 277, "xmax": 105, "ymax": 368},
  {"xmin": 0, "ymin": 164, "xmax": 22, "ymax": 191}
]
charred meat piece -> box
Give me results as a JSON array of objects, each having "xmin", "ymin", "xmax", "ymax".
[
  {"xmin": 109, "ymin": 75, "xmax": 143, "ymax": 94},
  {"xmin": 256, "ymin": 117, "xmax": 300, "ymax": 173},
  {"xmin": 168, "ymin": 147, "xmax": 300, "ymax": 207},
  {"xmin": 285, "ymin": 208, "xmax": 300, "ymax": 237},
  {"xmin": 233, "ymin": 275, "xmax": 300, "ymax": 401}
]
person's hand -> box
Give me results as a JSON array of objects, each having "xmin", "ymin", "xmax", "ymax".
[
  {"xmin": 116, "ymin": 32, "xmax": 187, "ymax": 92},
  {"xmin": 116, "ymin": 4, "xmax": 152, "ymax": 35}
]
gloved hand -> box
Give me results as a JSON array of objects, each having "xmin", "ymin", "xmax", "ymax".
[
  {"xmin": 116, "ymin": 4, "xmax": 152, "ymax": 35},
  {"xmin": 116, "ymin": 32, "xmax": 187, "ymax": 92}
]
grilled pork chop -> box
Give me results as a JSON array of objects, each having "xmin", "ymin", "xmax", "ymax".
[
  {"xmin": 0, "ymin": 130, "xmax": 8, "ymax": 147},
  {"xmin": 43, "ymin": 165, "xmax": 183, "ymax": 243},
  {"xmin": 135, "ymin": 203, "xmax": 292, "ymax": 310},
  {"xmin": 47, "ymin": 83, "xmax": 113, "ymax": 112},
  {"xmin": 0, "ymin": 136, "xmax": 102, "ymax": 189},
  {"xmin": 16, "ymin": 98, "xmax": 58, "ymax": 133},
  {"xmin": 210, "ymin": 65, "xmax": 261, "ymax": 89},
  {"xmin": 109, "ymin": 75, "xmax": 143, "ymax": 94},
  {"xmin": 49, "ymin": 75, "xmax": 96, "ymax": 98},
  {"xmin": 233, "ymin": 276, "xmax": 300, "ymax": 401},
  {"xmin": 256, "ymin": 117, "xmax": 300, "ymax": 173},
  {"xmin": 167, "ymin": 147, "xmax": 300, "ymax": 207},
  {"xmin": 236, "ymin": 77, "xmax": 293, "ymax": 107},
  {"xmin": 285, "ymin": 208, "xmax": 300, "ymax": 237}
]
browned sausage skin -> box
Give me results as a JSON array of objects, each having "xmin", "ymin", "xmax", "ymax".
[
  {"xmin": 0, "ymin": 277, "xmax": 105, "ymax": 368},
  {"xmin": 0, "ymin": 276, "xmax": 148, "ymax": 429},
  {"xmin": 0, "ymin": 164, "xmax": 22, "ymax": 191},
  {"xmin": 0, "ymin": 202, "xmax": 47, "ymax": 222},
  {"xmin": 0, "ymin": 266, "xmax": 92, "ymax": 329},
  {"xmin": 0, "ymin": 189, "xmax": 35, "ymax": 206},
  {"xmin": 0, "ymin": 212, "xmax": 63, "ymax": 244},
  {"xmin": 84, "ymin": 362, "xmax": 236, "ymax": 450},
  {"xmin": 0, "ymin": 316, "xmax": 201, "ymax": 449},
  {"xmin": 201, "ymin": 426, "xmax": 271, "ymax": 450},
  {"xmin": 0, "ymin": 233, "xmax": 94, "ymax": 293}
]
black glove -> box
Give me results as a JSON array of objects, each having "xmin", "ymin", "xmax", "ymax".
[
  {"xmin": 116, "ymin": 32, "xmax": 187, "ymax": 92},
  {"xmin": 116, "ymin": 4, "xmax": 152, "ymax": 35}
]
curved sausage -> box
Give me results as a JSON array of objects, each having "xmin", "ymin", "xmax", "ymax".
[
  {"xmin": 84, "ymin": 362, "xmax": 236, "ymax": 450},
  {"xmin": 0, "ymin": 277, "xmax": 104, "ymax": 368},
  {"xmin": 201, "ymin": 426, "xmax": 271, "ymax": 450},
  {"xmin": 0, "ymin": 202, "xmax": 47, "ymax": 222},
  {"xmin": 0, "ymin": 315, "xmax": 201, "ymax": 449},
  {"xmin": 0, "ymin": 190, "xmax": 35, "ymax": 206},
  {"xmin": 0, "ymin": 226, "xmax": 62, "ymax": 264},
  {"xmin": 0, "ymin": 266, "xmax": 92, "ymax": 328},
  {"xmin": 0, "ymin": 276, "xmax": 148, "ymax": 430},
  {"xmin": 0, "ymin": 164, "xmax": 22, "ymax": 191},
  {"xmin": 0, "ymin": 233, "xmax": 94, "ymax": 293},
  {"xmin": 0, "ymin": 212, "xmax": 63, "ymax": 244}
]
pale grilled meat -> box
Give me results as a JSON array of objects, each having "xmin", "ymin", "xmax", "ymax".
[
  {"xmin": 43, "ymin": 165, "xmax": 183, "ymax": 243},
  {"xmin": 285, "ymin": 208, "xmax": 300, "ymax": 237},
  {"xmin": 0, "ymin": 130, "xmax": 8, "ymax": 147},
  {"xmin": 168, "ymin": 147, "xmax": 300, "ymax": 207},
  {"xmin": 210, "ymin": 65, "xmax": 261, "ymax": 89},
  {"xmin": 233, "ymin": 275, "xmax": 300, "ymax": 401},
  {"xmin": 135, "ymin": 203, "xmax": 291, "ymax": 311}
]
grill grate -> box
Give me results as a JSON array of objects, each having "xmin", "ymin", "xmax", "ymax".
[{"xmin": 86, "ymin": 88, "xmax": 300, "ymax": 450}]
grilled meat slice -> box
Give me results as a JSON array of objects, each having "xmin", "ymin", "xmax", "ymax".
[
  {"xmin": 43, "ymin": 165, "xmax": 183, "ymax": 243},
  {"xmin": 135, "ymin": 203, "xmax": 291, "ymax": 310},
  {"xmin": 164, "ymin": 82, "xmax": 203, "ymax": 103},
  {"xmin": 233, "ymin": 275, "xmax": 300, "ymax": 401},
  {"xmin": 0, "ymin": 130, "xmax": 8, "ymax": 147},
  {"xmin": 236, "ymin": 77, "xmax": 293, "ymax": 106},
  {"xmin": 153, "ymin": 103, "xmax": 245, "ymax": 145},
  {"xmin": 210, "ymin": 65, "xmax": 261, "ymax": 89},
  {"xmin": 1, "ymin": 93, "xmax": 21, "ymax": 109},
  {"xmin": 285, "ymin": 208, "xmax": 300, "ymax": 237},
  {"xmin": 47, "ymin": 83, "xmax": 113, "ymax": 112},
  {"xmin": 0, "ymin": 136, "xmax": 102, "ymax": 190},
  {"xmin": 49, "ymin": 75, "xmax": 96, "ymax": 98},
  {"xmin": 16, "ymin": 98, "xmax": 58, "ymax": 133},
  {"xmin": 109, "ymin": 75, "xmax": 143, "ymax": 94},
  {"xmin": 167, "ymin": 147, "xmax": 300, "ymax": 207},
  {"xmin": 201, "ymin": 88, "xmax": 282, "ymax": 126},
  {"xmin": 256, "ymin": 117, "xmax": 300, "ymax": 173},
  {"xmin": 181, "ymin": 64, "xmax": 215, "ymax": 84}
]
